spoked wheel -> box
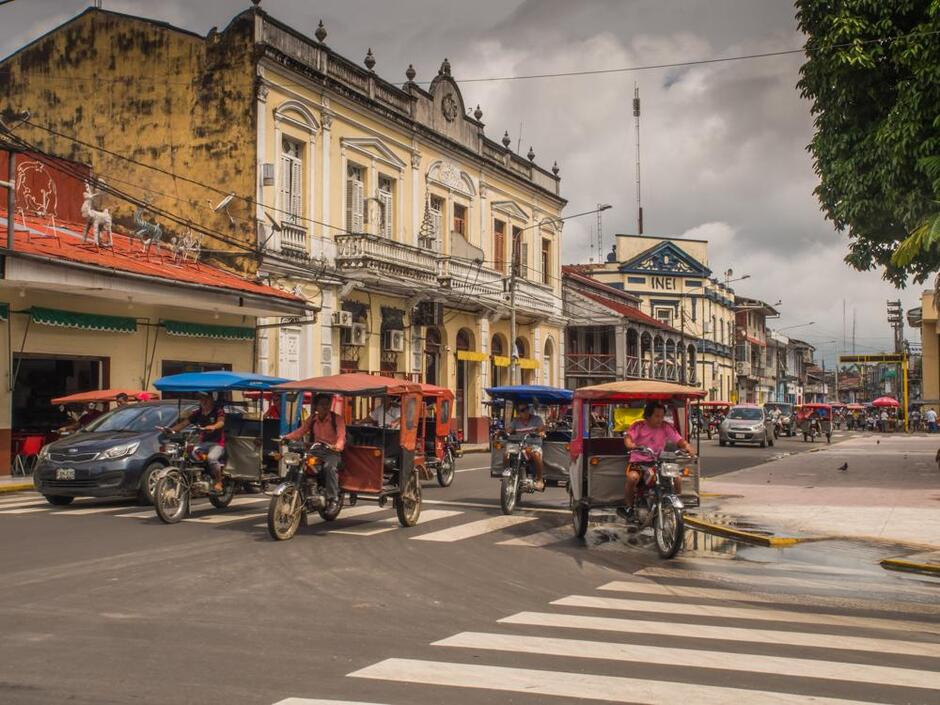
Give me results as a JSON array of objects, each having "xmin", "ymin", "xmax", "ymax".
[
  {"xmin": 500, "ymin": 466, "xmax": 520, "ymax": 515},
  {"xmin": 317, "ymin": 491, "xmax": 345, "ymax": 522},
  {"xmin": 208, "ymin": 477, "xmax": 237, "ymax": 509},
  {"xmin": 395, "ymin": 471, "xmax": 422, "ymax": 527},
  {"xmin": 654, "ymin": 499, "xmax": 684, "ymax": 559},
  {"xmin": 437, "ymin": 450, "xmax": 455, "ymax": 487},
  {"xmin": 267, "ymin": 484, "xmax": 303, "ymax": 540},
  {"xmin": 154, "ymin": 471, "xmax": 189, "ymax": 524}
]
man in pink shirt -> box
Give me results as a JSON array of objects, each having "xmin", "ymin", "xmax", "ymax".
[
  {"xmin": 284, "ymin": 393, "xmax": 346, "ymax": 509},
  {"xmin": 622, "ymin": 400, "xmax": 695, "ymax": 521}
]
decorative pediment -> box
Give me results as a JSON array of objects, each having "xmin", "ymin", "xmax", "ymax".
[
  {"xmin": 619, "ymin": 241, "xmax": 710, "ymax": 277},
  {"xmin": 273, "ymin": 99, "xmax": 320, "ymax": 132},
  {"xmin": 426, "ymin": 160, "xmax": 475, "ymax": 196},
  {"xmin": 491, "ymin": 200, "xmax": 528, "ymax": 221},
  {"xmin": 341, "ymin": 137, "xmax": 407, "ymax": 171}
]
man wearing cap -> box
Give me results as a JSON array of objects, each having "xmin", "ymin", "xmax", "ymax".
[
  {"xmin": 170, "ymin": 392, "xmax": 226, "ymax": 492},
  {"xmin": 508, "ymin": 402, "xmax": 546, "ymax": 491}
]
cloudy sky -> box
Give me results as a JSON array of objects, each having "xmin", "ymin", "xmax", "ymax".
[{"xmin": 1, "ymin": 0, "xmax": 923, "ymax": 363}]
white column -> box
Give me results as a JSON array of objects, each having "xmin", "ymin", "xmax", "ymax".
[
  {"xmin": 411, "ymin": 152, "xmax": 421, "ymax": 247},
  {"xmin": 272, "ymin": 118, "xmax": 282, "ymax": 252},
  {"xmin": 320, "ymin": 287, "xmax": 335, "ymax": 376},
  {"xmin": 320, "ymin": 113, "xmax": 332, "ymax": 246},
  {"xmin": 255, "ymin": 82, "xmax": 268, "ymax": 235},
  {"xmin": 478, "ymin": 316, "xmax": 490, "ymax": 418},
  {"xmin": 370, "ymin": 157, "xmax": 378, "ymax": 236},
  {"xmin": 307, "ymin": 132, "xmax": 317, "ymax": 257}
]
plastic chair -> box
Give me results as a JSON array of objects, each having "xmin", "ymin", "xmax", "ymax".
[{"xmin": 12, "ymin": 435, "xmax": 45, "ymax": 476}]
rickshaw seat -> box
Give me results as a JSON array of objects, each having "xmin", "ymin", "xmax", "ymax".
[{"xmin": 223, "ymin": 412, "xmax": 246, "ymax": 436}]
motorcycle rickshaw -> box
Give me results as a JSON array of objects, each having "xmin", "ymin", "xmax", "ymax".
[
  {"xmin": 416, "ymin": 383, "xmax": 461, "ymax": 488},
  {"xmin": 798, "ymin": 402, "xmax": 832, "ymax": 443},
  {"xmin": 266, "ymin": 373, "xmax": 424, "ymax": 540},
  {"xmin": 486, "ymin": 385, "xmax": 574, "ymax": 515},
  {"xmin": 695, "ymin": 400, "xmax": 731, "ymax": 439},
  {"xmin": 151, "ymin": 371, "xmax": 296, "ymax": 523},
  {"xmin": 51, "ymin": 388, "xmax": 156, "ymax": 437},
  {"xmin": 568, "ymin": 380, "xmax": 704, "ymax": 559}
]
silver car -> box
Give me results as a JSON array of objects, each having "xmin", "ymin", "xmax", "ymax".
[{"xmin": 719, "ymin": 405, "xmax": 775, "ymax": 447}]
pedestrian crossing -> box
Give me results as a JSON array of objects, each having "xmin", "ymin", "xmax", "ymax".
[{"xmin": 332, "ymin": 566, "xmax": 940, "ymax": 705}]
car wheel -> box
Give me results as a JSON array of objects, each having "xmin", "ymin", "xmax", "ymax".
[
  {"xmin": 768, "ymin": 434, "xmax": 774, "ymax": 447},
  {"xmin": 137, "ymin": 462, "xmax": 165, "ymax": 506},
  {"xmin": 44, "ymin": 495, "xmax": 74, "ymax": 506},
  {"xmin": 759, "ymin": 434, "xmax": 767, "ymax": 448},
  {"xmin": 728, "ymin": 441, "xmax": 735, "ymax": 447}
]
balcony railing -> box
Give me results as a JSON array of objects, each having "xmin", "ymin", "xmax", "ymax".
[
  {"xmin": 565, "ymin": 353, "xmax": 616, "ymax": 377},
  {"xmin": 279, "ymin": 223, "xmax": 308, "ymax": 255},
  {"xmin": 335, "ymin": 233, "xmax": 438, "ymax": 286}
]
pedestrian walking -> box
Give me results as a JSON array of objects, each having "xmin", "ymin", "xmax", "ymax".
[{"xmin": 926, "ymin": 407, "xmax": 938, "ymax": 434}]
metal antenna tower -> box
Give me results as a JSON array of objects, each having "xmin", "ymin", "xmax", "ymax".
[
  {"xmin": 596, "ymin": 204, "xmax": 604, "ymax": 261},
  {"xmin": 633, "ymin": 82, "xmax": 643, "ymax": 234}
]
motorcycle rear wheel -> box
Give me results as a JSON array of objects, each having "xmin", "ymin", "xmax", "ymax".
[
  {"xmin": 317, "ymin": 491, "xmax": 345, "ymax": 521},
  {"xmin": 654, "ymin": 499, "xmax": 684, "ymax": 559},
  {"xmin": 267, "ymin": 486, "xmax": 303, "ymax": 540},
  {"xmin": 437, "ymin": 450, "xmax": 455, "ymax": 487},
  {"xmin": 571, "ymin": 492, "xmax": 589, "ymax": 539},
  {"xmin": 154, "ymin": 472, "xmax": 189, "ymax": 524},
  {"xmin": 208, "ymin": 477, "xmax": 237, "ymax": 509},
  {"xmin": 500, "ymin": 467, "xmax": 520, "ymax": 515}
]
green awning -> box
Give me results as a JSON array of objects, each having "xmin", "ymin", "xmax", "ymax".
[
  {"xmin": 162, "ymin": 319, "xmax": 255, "ymax": 341},
  {"xmin": 31, "ymin": 307, "xmax": 137, "ymax": 333},
  {"xmin": 0, "ymin": 304, "xmax": 8, "ymax": 322}
]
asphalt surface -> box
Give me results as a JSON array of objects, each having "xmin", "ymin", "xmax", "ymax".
[{"xmin": 2, "ymin": 436, "xmax": 938, "ymax": 705}]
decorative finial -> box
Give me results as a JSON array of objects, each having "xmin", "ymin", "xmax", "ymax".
[
  {"xmin": 439, "ymin": 57, "xmax": 451, "ymax": 76},
  {"xmin": 364, "ymin": 48, "xmax": 376, "ymax": 71},
  {"xmin": 315, "ymin": 20, "xmax": 327, "ymax": 43},
  {"xmin": 405, "ymin": 64, "xmax": 416, "ymax": 82},
  {"xmin": 502, "ymin": 131, "xmax": 511, "ymax": 149},
  {"xmin": 473, "ymin": 104, "xmax": 483, "ymax": 120},
  {"xmin": 527, "ymin": 146, "xmax": 535, "ymax": 162},
  {"xmin": 552, "ymin": 161, "xmax": 559, "ymax": 176},
  {"xmin": 251, "ymin": 0, "xmax": 261, "ymax": 6}
]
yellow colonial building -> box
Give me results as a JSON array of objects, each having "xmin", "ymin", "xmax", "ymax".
[
  {"xmin": 1, "ymin": 5, "xmax": 566, "ymax": 442},
  {"xmin": 579, "ymin": 236, "xmax": 736, "ymax": 400}
]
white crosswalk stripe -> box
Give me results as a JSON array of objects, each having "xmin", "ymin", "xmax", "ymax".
[
  {"xmin": 0, "ymin": 506, "xmax": 48, "ymax": 514},
  {"xmin": 411, "ymin": 514, "xmax": 537, "ymax": 542},
  {"xmin": 332, "ymin": 509, "xmax": 461, "ymax": 536}
]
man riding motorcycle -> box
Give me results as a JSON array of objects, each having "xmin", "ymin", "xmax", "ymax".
[
  {"xmin": 508, "ymin": 403, "xmax": 546, "ymax": 491},
  {"xmin": 622, "ymin": 400, "xmax": 696, "ymax": 522},
  {"xmin": 169, "ymin": 392, "xmax": 226, "ymax": 492},
  {"xmin": 283, "ymin": 393, "xmax": 345, "ymax": 512}
]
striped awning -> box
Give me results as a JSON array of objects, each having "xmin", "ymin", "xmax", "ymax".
[
  {"xmin": 456, "ymin": 350, "xmax": 487, "ymax": 362},
  {"xmin": 31, "ymin": 307, "xmax": 137, "ymax": 333},
  {"xmin": 162, "ymin": 319, "xmax": 255, "ymax": 341}
]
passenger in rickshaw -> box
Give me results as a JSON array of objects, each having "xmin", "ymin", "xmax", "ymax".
[
  {"xmin": 508, "ymin": 403, "xmax": 547, "ymax": 491},
  {"xmin": 364, "ymin": 396, "xmax": 401, "ymax": 428},
  {"xmin": 622, "ymin": 401, "xmax": 696, "ymax": 521},
  {"xmin": 115, "ymin": 392, "xmax": 130, "ymax": 408},
  {"xmin": 169, "ymin": 392, "xmax": 226, "ymax": 492},
  {"xmin": 284, "ymin": 393, "xmax": 346, "ymax": 511}
]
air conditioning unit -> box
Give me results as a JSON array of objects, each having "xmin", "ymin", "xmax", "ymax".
[
  {"xmin": 331, "ymin": 310, "xmax": 353, "ymax": 328},
  {"xmin": 349, "ymin": 322, "xmax": 367, "ymax": 346},
  {"xmin": 735, "ymin": 361, "xmax": 751, "ymax": 377},
  {"xmin": 384, "ymin": 329, "xmax": 405, "ymax": 353}
]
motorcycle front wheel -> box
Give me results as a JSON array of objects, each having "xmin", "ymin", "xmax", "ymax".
[
  {"xmin": 500, "ymin": 466, "xmax": 520, "ymax": 515},
  {"xmin": 654, "ymin": 499, "xmax": 684, "ymax": 559},
  {"xmin": 267, "ymin": 485, "xmax": 303, "ymax": 540},
  {"xmin": 437, "ymin": 450, "xmax": 456, "ymax": 487},
  {"xmin": 154, "ymin": 471, "xmax": 189, "ymax": 524},
  {"xmin": 395, "ymin": 471, "xmax": 422, "ymax": 527}
]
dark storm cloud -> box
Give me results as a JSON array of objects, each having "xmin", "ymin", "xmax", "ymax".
[{"xmin": 0, "ymin": 0, "xmax": 917, "ymax": 357}]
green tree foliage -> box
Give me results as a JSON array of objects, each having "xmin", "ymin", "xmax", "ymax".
[{"xmin": 796, "ymin": 0, "xmax": 940, "ymax": 286}]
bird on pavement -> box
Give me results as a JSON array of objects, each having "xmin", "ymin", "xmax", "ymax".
[{"xmin": 837, "ymin": 462, "xmax": 848, "ymax": 472}]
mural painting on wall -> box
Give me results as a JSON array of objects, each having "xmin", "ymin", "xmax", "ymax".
[{"xmin": 0, "ymin": 151, "xmax": 91, "ymax": 224}]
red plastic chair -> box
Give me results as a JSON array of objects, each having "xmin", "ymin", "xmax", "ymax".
[{"xmin": 12, "ymin": 435, "xmax": 45, "ymax": 476}]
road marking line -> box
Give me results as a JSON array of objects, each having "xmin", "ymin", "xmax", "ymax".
[
  {"xmin": 497, "ymin": 525, "xmax": 573, "ymax": 547},
  {"xmin": 184, "ymin": 511, "xmax": 267, "ymax": 525},
  {"xmin": 334, "ymin": 505, "xmax": 391, "ymax": 519},
  {"xmin": 0, "ymin": 500, "xmax": 47, "ymax": 512},
  {"xmin": 0, "ymin": 506, "xmax": 49, "ymax": 514},
  {"xmin": 499, "ymin": 612, "xmax": 940, "ymax": 658},
  {"xmin": 349, "ymin": 658, "xmax": 888, "ymax": 705},
  {"xmin": 423, "ymin": 498, "xmax": 569, "ymax": 514},
  {"xmin": 332, "ymin": 509, "xmax": 461, "ymax": 536},
  {"xmin": 273, "ymin": 699, "xmax": 393, "ymax": 705},
  {"xmin": 411, "ymin": 514, "xmax": 537, "ymax": 542},
  {"xmin": 551, "ymin": 594, "xmax": 940, "ymax": 635},
  {"xmin": 434, "ymin": 631, "xmax": 940, "ymax": 690},
  {"xmin": 115, "ymin": 509, "xmax": 159, "ymax": 518},
  {"xmin": 51, "ymin": 504, "xmax": 136, "ymax": 515},
  {"xmin": 0, "ymin": 496, "xmax": 42, "ymax": 508},
  {"xmin": 454, "ymin": 465, "xmax": 490, "ymax": 473}
]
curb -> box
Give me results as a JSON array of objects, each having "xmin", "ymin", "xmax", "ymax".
[
  {"xmin": 684, "ymin": 515, "xmax": 804, "ymax": 547},
  {"xmin": 0, "ymin": 482, "xmax": 34, "ymax": 495},
  {"xmin": 880, "ymin": 557, "xmax": 940, "ymax": 577}
]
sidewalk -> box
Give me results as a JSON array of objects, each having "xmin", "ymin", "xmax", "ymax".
[
  {"xmin": 701, "ymin": 434, "xmax": 940, "ymax": 550},
  {"xmin": 0, "ymin": 474, "xmax": 34, "ymax": 494}
]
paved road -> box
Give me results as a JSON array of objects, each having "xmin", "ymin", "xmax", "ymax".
[{"xmin": 2, "ymin": 441, "xmax": 938, "ymax": 705}]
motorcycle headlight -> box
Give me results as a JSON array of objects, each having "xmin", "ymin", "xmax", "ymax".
[
  {"xmin": 660, "ymin": 462, "xmax": 680, "ymax": 478},
  {"xmin": 505, "ymin": 442, "xmax": 521, "ymax": 455},
  {"xmin": 282, "ymin": 451, "xmax": 301, "ymax": 466},
  {"xmin": 160, "ymin": 442, "xmax": 180, "ymax": 456},
  {"xmin": 98, "ymin": 441, "xmax": 140, "ymax": 460}
]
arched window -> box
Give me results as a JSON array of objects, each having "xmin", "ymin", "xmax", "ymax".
[{"xmin": 543, "ymin": 337, "xmax": 555, "ymax": 386}]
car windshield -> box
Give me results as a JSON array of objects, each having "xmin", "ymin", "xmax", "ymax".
[
  {"xmin": 728, "ymin": 407, "xmax": 763, "ymax": 421},
  {"xmin": 82, "ymin": 405, "xmax": 179, "ymax": 433}
]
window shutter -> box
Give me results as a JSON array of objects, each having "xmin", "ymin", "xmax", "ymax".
[
  {"xmin": 290, "ymin": 159, "xmax": 302, "ymax": 222},
  {"xmin": 379, "ymin": 189, "xmax": 393, "ymax": 238},
  {"xmin": 279, "ymin": 155, "xmax": 292, "ymax": 219},
  {"xmin": 520, "ymin": 242, "xmax": 529, "ymax": 279},
  {"xmin": 353, "ymin": 179, "xmax": 364, "ymax": 232},
  {"xmin": 430, "ymin": 207, "xmax": 442, "ymax": 251}
]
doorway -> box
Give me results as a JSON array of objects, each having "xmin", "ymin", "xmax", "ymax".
[{"xmin": 11, "ymin": 353, "xmax": 106, "ymax": 438}]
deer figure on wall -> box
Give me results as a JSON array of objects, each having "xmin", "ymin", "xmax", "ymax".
[
  {"xmin": 80, "ymin": 181, "xmax": 113, "ymax": 247},
  {"xmin": 133, "ymin": 196, "xmax": 164, "ymax": 257}
]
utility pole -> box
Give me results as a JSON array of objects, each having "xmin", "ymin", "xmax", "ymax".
[
  {"xmin": 2, "ymin": 148, "xmax": 14, "ymax": 250},
  {"xmin": 887, "ymin": 299, "xmax": 903, "ymax": 398},
  {"xmin": 509, "ymin": 228, "xmax": 519, "ymax": 385},
  {"xmin": 633, "ymin": 82, "xmax": 643, "ymax": 235}
]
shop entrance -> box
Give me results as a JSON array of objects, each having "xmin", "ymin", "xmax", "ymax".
[{"xmin": 11, "ymin": 353, "xmax": 107, "ymax": 441}]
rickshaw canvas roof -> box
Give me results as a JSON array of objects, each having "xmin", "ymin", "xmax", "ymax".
[
  {"xmin": 485, "ymin": 385, "xmax": 573, "ymax": 404},
  {"xmin": 52, "ymin": 388, "xmax": 155, "ymax": 405},
  {"xmin": 801, "ymin": 403, "xmax": 832, "ymax": 409},
  {"xmin": 696, "ymin": 400, "xmax": 732, "ymax": 407},
  {"xmin": 154, "ymin": 371, "xmax": 291, "ymax": 393},
  {"xmin": 574, "ymin": 380, "xmax": 706, "ymax": 401},
  {"xmin": 275, "ymin": 372, "xmax": 420, "ymax": 396},
  {"xmin": 417, "ymin": 382, "xmax": 454, "ymax": 399}
]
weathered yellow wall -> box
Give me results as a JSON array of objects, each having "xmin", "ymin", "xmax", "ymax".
[{"xmin": 1, "ymin": 8, "xmax": 258, "ymax": 272}]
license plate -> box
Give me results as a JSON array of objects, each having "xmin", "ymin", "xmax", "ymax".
[
  {"xmin": 730, "ymin": 433, "xmax": 742, "ymax": 439},
  {"xmin": 56, "ymin": 468, "xmax": 75, "ymax": 480}
]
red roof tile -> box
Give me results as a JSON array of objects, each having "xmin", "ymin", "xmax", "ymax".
[
  {"xmin": 577, "ymin": 290, "xmax": 679, "ymax": 332},
  {"xmin": 1, "ymin": 211, "xmax": 304, "ymax": 305}
]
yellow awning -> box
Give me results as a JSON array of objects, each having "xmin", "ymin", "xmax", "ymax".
[
  {"xmin": 493, "ymin": 355, "xmax": 510, "ymax": 367},
  {"xmin": 456, "ymin": 350, "xmax": 488, "ymax": 362},
  {"xmin": 518, "ymin": 357, "xmax": 539, "ymax": 370}
]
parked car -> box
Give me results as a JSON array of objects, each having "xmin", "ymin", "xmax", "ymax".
[
  {"xmin": 719, "ymin": 405, "xmax": 775, "ymax": 447},
  {"xmin": 33, "ymin": 400, "xmax": 195, "ymax": 506},
  {"xmin": 764, "ymin": 402, "xmax": 796, "ymax": 437}
]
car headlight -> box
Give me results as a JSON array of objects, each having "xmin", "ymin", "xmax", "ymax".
[
  {"xmin": 38, "ymin": 445, "xmax": 50, "ymax": 461},
  {"xmin": 752, "ymin": 424, "xmax": 765, "ymax": 432},
  {"xmin": 98, "ymin": 441, "xmax": 140, "ymax": 460}
]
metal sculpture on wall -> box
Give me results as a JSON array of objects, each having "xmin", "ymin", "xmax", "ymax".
[
  {"xmin": 133, "ymin": 197, "xmax": 164, "ymax": 257},
  {"xmin": 80, "ymin": 181, "xmax": 113, "ymax": 247},
  {"xmin": 170, "ymin": 226, "xmax": 201, "ymax": 265}
]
